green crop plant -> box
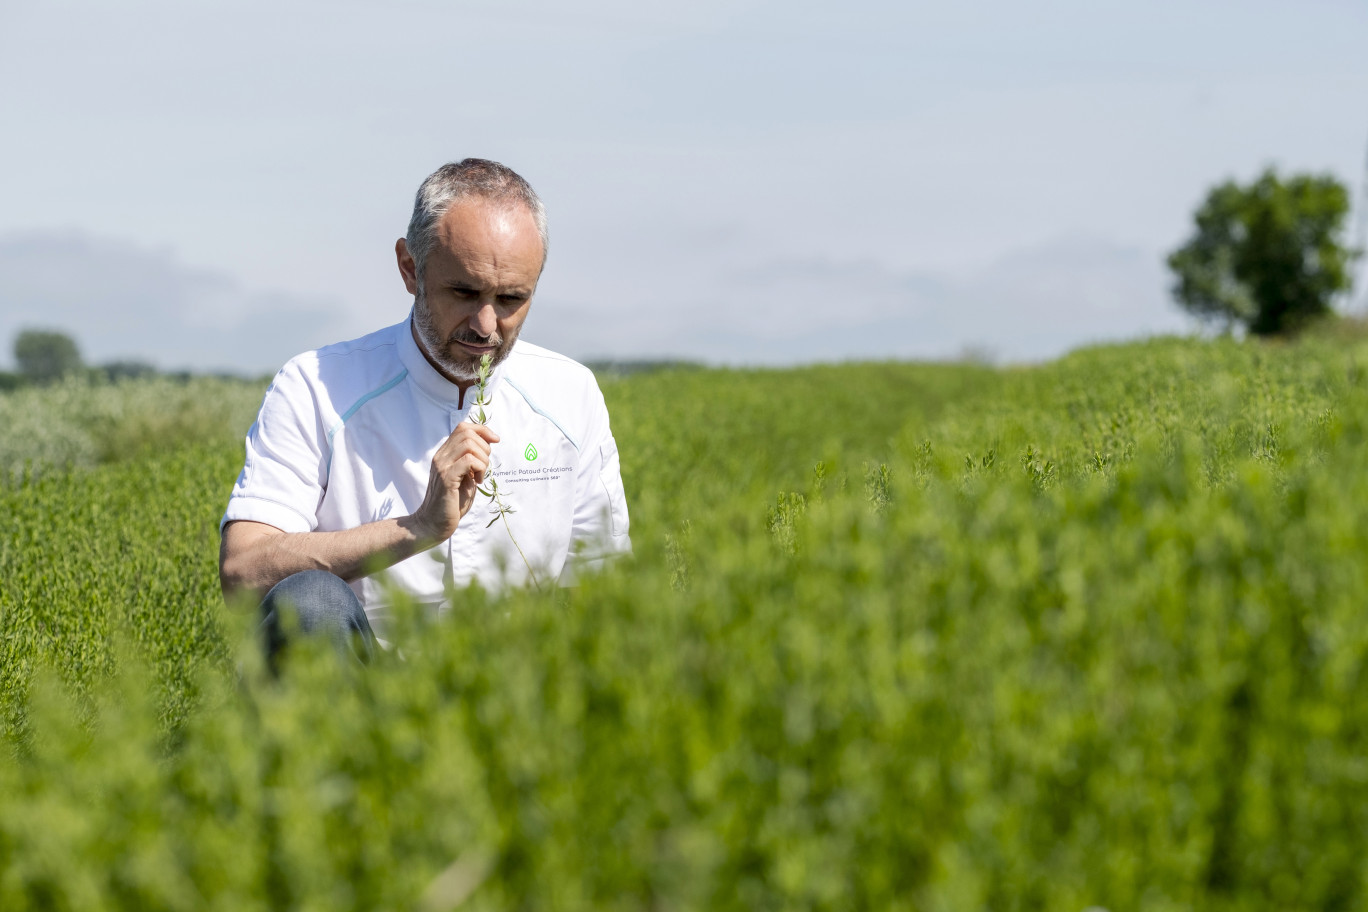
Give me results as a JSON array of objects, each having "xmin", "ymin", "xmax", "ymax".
[
  {"xmin": 0, "ymin": 374, "xmax": 262, "ymax": 480},
  {"xmin": 1, "ymin": 332, "xmax": 1368, "ymax": 908}
]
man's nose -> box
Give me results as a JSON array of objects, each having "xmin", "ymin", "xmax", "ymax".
[{"xmin": 470, "ymin": 302, "xmax": 498, "ymax": 338}]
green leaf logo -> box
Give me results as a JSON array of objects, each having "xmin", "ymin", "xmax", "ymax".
[{"xmin": 524, "ymin": 443, "xmax": 538, "ymax": 461}]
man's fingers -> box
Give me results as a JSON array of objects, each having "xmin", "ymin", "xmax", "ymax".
[
  {"xmin": 453, "ymin": 420, "xmax": 500, "ymax": 445},
  {"xmin": 427, "ymin": 422, "xmax": 502, "ymax": 527},
  {"xmin": 439, "ymin": 423, "xmax": 498, "ymax": 458},
  {"xmin": 435, "ymin": 429, "xmax": 491, "ymax": 466},
  {"xmin": 436, "ymin": 448, "xmax": 489, "ymax": 485}
]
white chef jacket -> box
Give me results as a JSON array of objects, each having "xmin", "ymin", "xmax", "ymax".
[{"xmin": 221, "ymin": 313, "xmax": 631, "ymax": 632}]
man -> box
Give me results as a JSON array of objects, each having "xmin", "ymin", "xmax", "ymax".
[{"xmin": 219, "ymin": 159, "xmax": 630, "ymax": 659}]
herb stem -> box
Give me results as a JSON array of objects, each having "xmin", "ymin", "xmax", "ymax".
[{"xmin": 473, "ymin": 353, "xmax": 541, "ymax": 590}]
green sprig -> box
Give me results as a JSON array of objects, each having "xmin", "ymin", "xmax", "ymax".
[{"xmin": 472, "ymin": 353, "xmax": 540, "ymax": 589}]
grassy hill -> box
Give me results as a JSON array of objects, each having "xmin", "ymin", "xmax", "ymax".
[{"xmin": 2, "ymin": 333, "xmax": 1368, "ymax": 909}]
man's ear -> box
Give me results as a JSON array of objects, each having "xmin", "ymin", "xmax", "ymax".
[{"xmin": 396, "ymin": 238, "xmax": 420, "ymax": 295}]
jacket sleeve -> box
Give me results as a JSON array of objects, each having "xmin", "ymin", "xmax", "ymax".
[
  {"xmin": 220, "ymin": 360, "xmax": 329, "ymax": 534},
  {"xmin": 563, "ymin": 379, "xmax": 631, "ymax": 581}
]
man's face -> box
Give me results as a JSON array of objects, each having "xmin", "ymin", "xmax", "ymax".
[{"xmin": 398, "ymin": 197, "xmax": 543, "ymax": 384}]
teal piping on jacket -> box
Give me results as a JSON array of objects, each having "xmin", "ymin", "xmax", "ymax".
[
  {"xmin": 505, "ymin": 378, "xmax": 580, "ymax": 452},
  {"xmin": 325, "ymin": 369, "xmax": 409, "ymax": 473}
]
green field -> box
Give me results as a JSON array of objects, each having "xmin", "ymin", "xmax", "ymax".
[{"xmin": 3, "ymin": 332, "xmax": 1368, "ymax": 910}]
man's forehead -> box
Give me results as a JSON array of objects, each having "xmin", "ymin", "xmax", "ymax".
[
  {"xmin": 426, "ymin": 199, "xmax": 543, "ymax": 289},
  {"xmin": 437, "ymin": 197, "xmax": 540, "ymax": 244}
]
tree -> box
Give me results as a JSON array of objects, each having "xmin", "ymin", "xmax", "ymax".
[
  {"xmin": 14, "ymin": 329, "xmax": 84, "ymax": 384},
  {"xmin": 1167, "ymin": 169, "xmax": 1359, "ymax": 336}
]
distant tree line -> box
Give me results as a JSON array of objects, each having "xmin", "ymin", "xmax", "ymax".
[
  {"xmin": 584, "ymin": 359, "xmax": 704, "ymax": 378},
  {"xmin": 0, "ymin": 330, "xmax": 693, "ymax": 392},
  {"xmin": 0, "ymin": 329, "xmax": 215, "ymax": 391},
  {"xmin": 0, "ymin": 329, "xmax": 155, "ymax": 391}
]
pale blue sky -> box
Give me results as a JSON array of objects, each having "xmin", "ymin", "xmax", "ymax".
[{"xmin": 1, "ymin": 0, "xmax": 1365, "ymax": 371}]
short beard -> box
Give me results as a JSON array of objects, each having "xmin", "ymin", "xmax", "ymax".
[{"xmin": 412, "ymin": 288, "xmax": 521, "ymax": 383}]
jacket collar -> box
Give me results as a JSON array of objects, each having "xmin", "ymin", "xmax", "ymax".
[{"xmin": 397, "ymin": 308, "xmax": 509, "ymax": 408}]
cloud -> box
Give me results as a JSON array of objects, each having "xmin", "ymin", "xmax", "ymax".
[
  {"xmin": 948, "ymin": 238, "xmax": 1193, "ymax": 360},
  {"xmin": 532, "ymin": 236, "xmax": 1194, "ymax": 366},
  {"xmin": 0, "ymin": 232, "xmax": 341, "ymax": 373}
]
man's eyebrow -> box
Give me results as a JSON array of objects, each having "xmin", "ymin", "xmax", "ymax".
[{"xmin": 446, "ymin": 280, "xmax": 532, "ymax": 296}]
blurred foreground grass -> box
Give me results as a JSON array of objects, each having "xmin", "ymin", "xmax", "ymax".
[{"xmin": 2, "ymin": 334, "xmax": 1368, "ymax": 909}]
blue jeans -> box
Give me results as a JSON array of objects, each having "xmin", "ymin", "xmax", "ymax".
[{"xmin": 259, "ymin": 570, "xmax": 377, "ymax": 672}]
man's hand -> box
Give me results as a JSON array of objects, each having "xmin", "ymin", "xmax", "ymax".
[
  {"xmin": 411, "ymin": 421, "xmax": 501, "ymax": 545},
  {"xmin": 219, "ymin": 422, "xmax": 503, "ymax": 602}
]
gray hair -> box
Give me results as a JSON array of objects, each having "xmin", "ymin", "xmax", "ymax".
[{"xmin": 405, "ymin": 158, "xmax": 548, "ymax": 283}]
